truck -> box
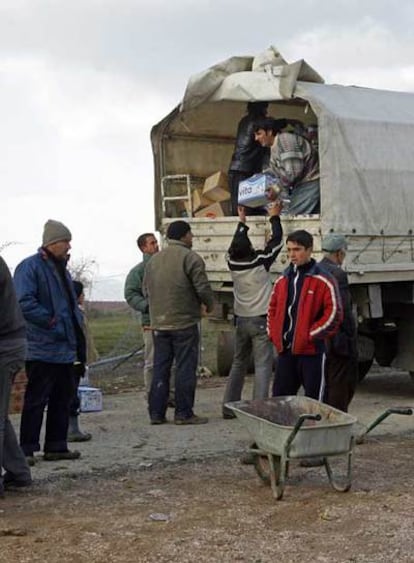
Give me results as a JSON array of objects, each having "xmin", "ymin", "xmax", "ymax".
[{"xmin": 151, "ymin": 47, "xmax": 414, "ymax": 381}]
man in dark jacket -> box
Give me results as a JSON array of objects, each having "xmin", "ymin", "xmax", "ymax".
[
  {"xmin": 268, "ymin": 230, "xmax": 342, "ymax": 400},
  {"xmin": 14, "ymin": 219, "xmax": 85, "ymax": 463},
  {"xmin": 319, "ymin": 234, "xmax": 358, "ymax": 412},
  {"xmin": 0, "ymin": 256, "xmax": 32, "ymax": 495},
  {"xmin": 222, "ymin": 202, "xmax": 283, "ymax": 418},
  {"xmin": 228, "ymin": 102, "xmax": 270, "ymax": 215},
  {"xmin": 144, "ymin": 221, "xmax": 214, "ymax": 425}
]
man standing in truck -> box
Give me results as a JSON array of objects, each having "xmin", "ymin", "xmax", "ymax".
[
  {"xmin": 254, "ymin": 118, "xmax": 320, "ymax": 215},
  {"xmin": 222, "ymin": 201, "xmax": 283, "ymax": 418},
  {"xmin": 267, "ymin": 230, "xmax": 342, "ymax": 401},
  {"xmin": 228, "ymin": 102, "xmax": 270, "ymax": 215},
  {"xmin": 319, "ymin": 234, "xmax": 358, "ymax": 412}
]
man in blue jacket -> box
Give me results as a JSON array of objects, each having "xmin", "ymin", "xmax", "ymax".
[{"xmin": 14, "ymin": 219, "xmax": 85, "ymax": 463}]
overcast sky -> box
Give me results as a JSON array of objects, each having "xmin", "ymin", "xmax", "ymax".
[{"xmin": 2, "ymin": 0, "xmax": 414, "ymax": 299}]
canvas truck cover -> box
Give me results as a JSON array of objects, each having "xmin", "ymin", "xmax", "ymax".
[{"xmin": 151, "ymin": 47, "xmax": 414, "ymax": 236}]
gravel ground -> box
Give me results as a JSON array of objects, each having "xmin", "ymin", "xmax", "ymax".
[{"xmin": 1, "ymin": 366, "xmax": 413, "ymax": 562}]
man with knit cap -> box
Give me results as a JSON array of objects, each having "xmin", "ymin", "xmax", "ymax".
[
  {"xmin": 14, "ymin": 219, "xmax": 85, "ymax": 463},
  {"xmin": 143, "ymin": 220, "xmax": 214, "ymax": 425},
  {"xmin": 319, "ymin": 234, "xmax": 358, "ymax": 412}
]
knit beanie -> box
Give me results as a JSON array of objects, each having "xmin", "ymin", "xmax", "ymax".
[
  {"xmin": 42, "ymin": 219, "xmax": 72, "ymax": 247},
  {"xmin": 167, "ymin": 220, "xmax": 191, "ymax": 241}
]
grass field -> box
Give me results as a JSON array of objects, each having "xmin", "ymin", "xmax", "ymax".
[
  {"xmin": 88, "ymin": 309, "xmax": 143, "ymax": 358},
  {"xmin": 87, "ymin": 304, "xmax": 219, "ymax": 373}
]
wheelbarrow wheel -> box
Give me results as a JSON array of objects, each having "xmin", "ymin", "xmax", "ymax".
[{"xmin": 254, "ymin": 454, "xmax": 281, "ymax": 486}]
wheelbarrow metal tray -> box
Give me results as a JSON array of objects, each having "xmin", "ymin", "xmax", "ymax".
[{"xmin": 226, "ymin": 396, "xmax": 357, "ymax": 459}]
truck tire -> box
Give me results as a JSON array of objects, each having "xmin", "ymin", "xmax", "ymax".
[
  {"xmin": 357, "ymin": 335, "xmax": 375, "ymax": 381},
  {"xmin": 216, "ymin": 331, "xmax": 234, "ymax": 377},
  {"xmin": 374, "ymin": 325, "xmax": 398, "ymax": 366},
  {"xmin": 358, "ymin": 359, "xmax": 373, "ymax": 382},
  {"xmin": 216, "ymin": 330, "xmax": 255, "ymax": 377}
]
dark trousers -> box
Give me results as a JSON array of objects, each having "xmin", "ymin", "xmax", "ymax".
[
  {"xmin": 0, "ymin": 340, "xmax": 31, "ymax": 489},
  {"xmin": 70, "ymin": 363, "xmax": 85, "ymax": 417},
  {"xmin": 273, "ymin": 352, "xmax": 326, "ymax": 401},
  {"xmin": 325, "ymin": 353, "xmax": 358, "ymax": 412},
  {"xmin": 20, "ymin": 361, "xmax": 75, "ymax": 455},
  {"xmin": 149, "ymin": 325, "xmax": 199, "ymax": 421}
]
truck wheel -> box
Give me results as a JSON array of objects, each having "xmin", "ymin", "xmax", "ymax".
[
  {"xmin": 216, "ymin": 331, "xmax": 234, "ymax": 377},
  {"xmin": 357, "ymin": 335, "xmax": 375, "ymax": 381},
  {"xmin": 216, "ymin": 330, "xmax": 255, "ymax": 377},
  {"xmin": 374, "ymin": 324, "xmax": 398, "ymax": 366},
  {"xmin": 358, "ymin": 359, "xmax": 373, "ymax": 382}
]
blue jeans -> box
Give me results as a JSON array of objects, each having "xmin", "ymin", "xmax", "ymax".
[
  {"xmin": 223, "ymin": 316, "xmax": 273, "ymax": 406},
  {"xmin": 20, "ymin": 361, "xmax": 75, "ymax": 455},
  {"xmin": 149, "ymin": 325, "xmax": 199, "ymax": 421},
  {"xmin": 0, "ymin": 339, "xmax": 31, "ymax": 491}
]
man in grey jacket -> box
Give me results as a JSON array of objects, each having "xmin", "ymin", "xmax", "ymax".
[
  {"xmin": 144, "ymin": 221, "xmax": 214, "ymax": 425},
  {"xmin": 0, "ymin": 256, "xmax": 32, "ymax": 495}
]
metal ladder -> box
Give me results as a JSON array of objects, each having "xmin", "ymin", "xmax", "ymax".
[{"xmin": 161, "ymin": 174, "xmax": 193, "ymax": 217}]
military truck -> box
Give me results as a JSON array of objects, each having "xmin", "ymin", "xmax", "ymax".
[{"xmin": 151, "ymin": 47, "xmax": 414, "ymax": 380}]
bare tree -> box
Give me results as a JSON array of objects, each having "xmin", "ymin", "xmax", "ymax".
[
  {"xmin": 68, "ymin": 256, "xmax": 98, "ymax": 293},
  {"xmin": 0, "ymin": 241, "xmax": 18, "ymax": 253}
]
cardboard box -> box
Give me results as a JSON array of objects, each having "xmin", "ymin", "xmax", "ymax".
[
  {"xmin": 194, "ymin": 201, "xmax": 230, "ymax": 218},
  {"xmin": 202, "ymin": 171, "xmax": 230, "ymax": 202},
  {"xmin": 192, "ymin": 189, "xmax": 214, "ymax": 212},
  {"xmin": 78, "ymin": 386, "xmax": 103, "ymax": 412},
  {"xmin": 238, "ymin": 173, "xmax": 280, "ymax": 208}
]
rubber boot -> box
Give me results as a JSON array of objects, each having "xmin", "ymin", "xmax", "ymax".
[{"xmin": 67, "ymin": 415, "xmax": 92, "ymax": 442}]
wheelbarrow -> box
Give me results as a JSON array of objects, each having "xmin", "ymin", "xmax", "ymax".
[{"xmin": 226, "ymin": 396, "xmax": 413, "ymax": 500}]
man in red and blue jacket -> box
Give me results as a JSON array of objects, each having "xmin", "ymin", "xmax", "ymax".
[{"xmin": 267, "ymin": 230, "xmax": 342, "ymax": 401}]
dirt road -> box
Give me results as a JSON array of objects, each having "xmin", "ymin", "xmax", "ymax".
[{"xmin": 1, "ymin": 366, "xmax": 413, "ymax": 562}]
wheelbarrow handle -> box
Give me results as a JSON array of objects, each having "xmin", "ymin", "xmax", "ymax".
[
  {"xmin": 386, "ymin": 407, "xmax": 413, "ymax": 416},
  {"xmin": 285, "ymin": 413, "xmax": 322, "ymax": 451},
  {"xmin": 362, "ymin": 407, "xmax": 413, "ymax": 437}
]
